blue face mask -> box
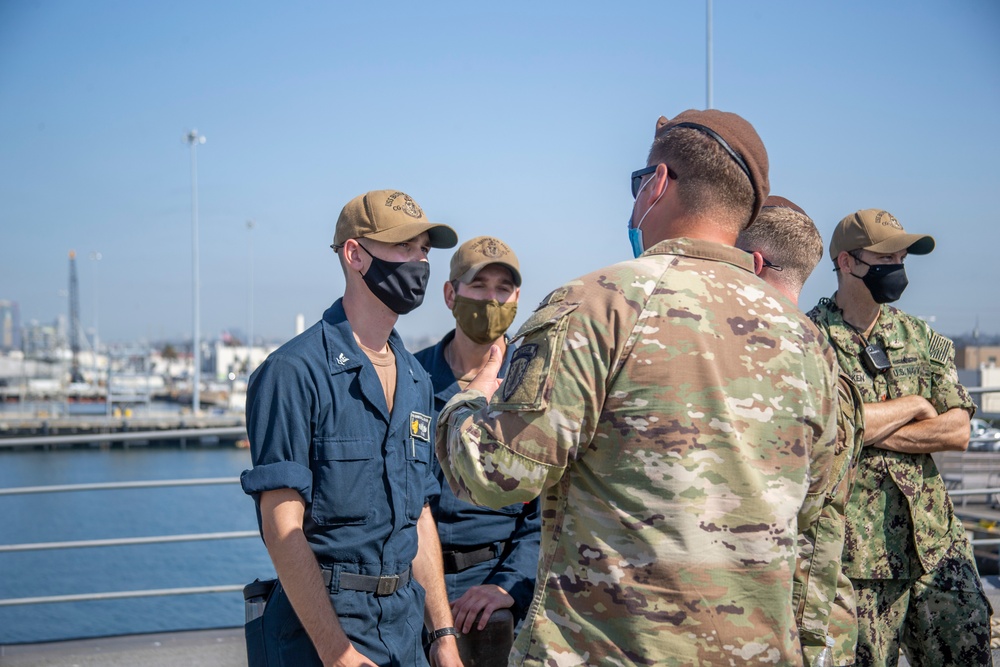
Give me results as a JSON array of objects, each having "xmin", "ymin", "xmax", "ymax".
[
  {"xmin": 627, "ymin": 225, "xmax": 644, "ymax": 259},
  {"xmin": 626, "ymin": 172, "xmax": 664, "ymax": 258}
]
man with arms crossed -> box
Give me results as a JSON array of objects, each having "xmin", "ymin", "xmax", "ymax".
[
  {"xmin": 242, "ymin": 190, "xmax": 463, "ymax": 667},
  {"xmin": 435, "ymin": 110, "xmax": 838, "ymax": 665},
  {"xmin": 808, "ymin": 208, "xmax": 991, "ymax": 667}
]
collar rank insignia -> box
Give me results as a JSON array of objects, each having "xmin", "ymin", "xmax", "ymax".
[
  {"xmin": 336, "ymin": 352, "xmax": 349, "ymax": 366},
  {"xmin": 410, "ymin": 412, "xmax": 431, "ymax": 442}
]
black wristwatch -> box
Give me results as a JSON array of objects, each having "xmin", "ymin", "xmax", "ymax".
[{"xmin": 429, "ymin": 626, "xmax": 458, "ymax": 643}]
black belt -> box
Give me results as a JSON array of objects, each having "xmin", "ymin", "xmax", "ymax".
[
  {"xmin": 322, "ymin": 567, "xmax": 411, "ymax": 596},
  {"xmin": 442, "ymin": 541, "xmax": 508, "ymax": 574}
]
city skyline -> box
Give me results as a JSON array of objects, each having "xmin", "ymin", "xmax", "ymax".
[{"xmin": 2, "ymin": 2, "xmax": 998, "ymax": 346}]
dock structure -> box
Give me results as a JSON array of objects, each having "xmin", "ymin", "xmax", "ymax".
[{"xmin": 0, "ymin": 413, "xmax": 246, "ymax": 450}]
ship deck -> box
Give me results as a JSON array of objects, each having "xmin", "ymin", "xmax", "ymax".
[{"xmin": 0, "ymin": 627, "xmax": 246, "ymax": 666}]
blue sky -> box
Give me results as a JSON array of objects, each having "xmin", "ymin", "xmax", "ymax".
[{"xmin": 1, "ymin": 1, "xmax": 998, "ymax": 346}]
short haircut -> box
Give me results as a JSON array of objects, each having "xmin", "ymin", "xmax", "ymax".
[
  {"xmin": 736, "ymin": 205, "xmax": 823, "ymax": 293},
  {"xmin": 647, "ymin": 127, "xmax": 755, "ymax": 233}
]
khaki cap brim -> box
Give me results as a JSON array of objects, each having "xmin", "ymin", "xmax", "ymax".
[
  {"xmin": 864, "ymin": 233, "xmax": 935, "ymax": 256},
  {"xmin": 365, "ymin": 222, "xmax": 458, "ymax": 249},
  {"xmin": 456, "ymin": 261, "xmax": 522, "ymax": 287}
]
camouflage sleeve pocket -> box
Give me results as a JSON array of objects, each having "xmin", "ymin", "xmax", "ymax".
[{"xmin": 494, "ymin": 300, "xmax": 580, "ymax": 411}]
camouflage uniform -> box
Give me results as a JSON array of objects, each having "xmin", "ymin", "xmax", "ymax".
[
  {"xmin": 436, "ymin": 238, "xmax": 838, "ymax": 666},
  {"xmin": 808, "ymin": 296, "xmax": 992, "ymax": 667},
  {"xmin": 794, "ymin": 373, "xmax": 865, "ymax": 666}
]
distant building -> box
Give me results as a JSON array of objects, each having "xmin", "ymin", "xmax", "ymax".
[
  {"xmin": 956, "ymin": 344, "xmax": 1000, "ymax": 370},
  {"xmin": 956, "ymin": 344, "xmax": 1000, "ymax": 416},
  {"xmin": 22, "ymin": 319, "xmax": 62, "ymax": 357},
  {"xmin": 207, "ymin": 340, "xmax": 276, "ymax": 382},
  {"xmin": 0, "ymin": 300, "xmax": 21, "ymax": 352}
]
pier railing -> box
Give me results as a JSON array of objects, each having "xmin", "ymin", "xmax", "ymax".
[
  {"xmin": 3, "ymin": 460, "xmax": 1000, "ymax": 612},
  {"xmin": 1, "ymin": 406, "xmax": 1000, "ymax": 613},
  {"xmin": 0, "ymin": 476, "xmax": 257, "ymax": 608},
  {"xmin": 0, "ymin": 424, "xmax": 247, "ymax": 450}
]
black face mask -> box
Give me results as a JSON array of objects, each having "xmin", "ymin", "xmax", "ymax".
[
  {"xmin": 851, "ymin": 256, "xmax": 908, "ymax": 304},
  {"xmin": 357, "ymin": 243, "xmax": 430, "ymax": 315}
]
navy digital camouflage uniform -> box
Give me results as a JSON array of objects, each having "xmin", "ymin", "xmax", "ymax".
[
  {"xmin": 436, "ymin": 238, "xmax": 839, "ymax": 666},
  {"xmin": 414, "ymin": 330, "xmax": 541, "ymax": 627},
  {"xmin": 241, "ymin": 299, "xmax": 438, "ymax": 667},
  {"xmin": 794, "ymin": 373, "xmax": 865, "ymax": 666},
  {"xmin": 808, "ymin": 296, "xmax": 992, "ymax": 667}
]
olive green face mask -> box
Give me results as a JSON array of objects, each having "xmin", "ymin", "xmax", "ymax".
[{"xmin": 452, "ymin": 295, "xmax": 518, "ymax": 345}]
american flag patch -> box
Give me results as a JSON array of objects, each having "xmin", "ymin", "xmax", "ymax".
[{"xmin": 928, "ymin": 332, "xmax": 953, "ymax": 365}]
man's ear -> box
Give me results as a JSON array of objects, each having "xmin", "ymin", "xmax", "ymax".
[
  {"xmin": 648, "ymin": 163, "xmax": 671, "ymax": 200},
  {"xmin": 443, "ymin": 280, "xmax": 456, "ymax": 310},
  {"xmin": 751, "ymin": 251, "xmax": 765, "ymax": 276},
  {"xmin": 343, "ymin": 238, "xmax": 365, "ymax": 272},
  {"xmin": 836, "ymin": 250, "xmax": 854, "ymax": 273}
]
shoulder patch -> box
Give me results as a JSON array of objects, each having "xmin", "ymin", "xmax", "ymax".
[
  {"xmin": 538, "ymin": 287, "xmax": 567, "ymax": 308},
  {"xmin": 497, "ymin": 300, "xmax": 580, "ymax": 411},
  {"xmin": 928, "ymin": 332, "xmax": 954, "ymax": 366},
  {"xmin": 501, "ymin": 344, "xmax": 538, "ymax": 402}
]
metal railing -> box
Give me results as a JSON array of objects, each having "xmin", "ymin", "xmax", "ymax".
[
  {"xmin": 3, "ymin": 452, "xmax": 1000, "ymax": 611},
  {"xmin": 0, "ymin": 426, "xmax": 247, "ymax": 449},
  {"xmin": 0, "ymin": 477, "xmax": 257, "ymax": 608}
]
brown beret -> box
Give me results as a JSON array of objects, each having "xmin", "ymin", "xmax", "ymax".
[
  {"xmin": 761, "ymin": 195, "xmax": 807, "ymax": 217},
  {"xmin": 655, "ymin": 109, "xmax": 770, "ymax": 222}
]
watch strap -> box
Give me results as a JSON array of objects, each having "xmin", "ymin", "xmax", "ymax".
[{"xmin": 429, "ymin": 626, "xmax": 458, "ymax": 643}]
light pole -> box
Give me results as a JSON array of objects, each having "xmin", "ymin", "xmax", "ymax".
[
  {"xmin": 246, "ymin": 219, "xmax": 255, "ymax": 375},
  {"xmin": 185, "ymin": 129, "xmax": 206, "ymax": 415},
  {"xmin": 706, "ymin": 0, "xmax": 713, "ymax": 109},
  {"xmin": 89, "ymin": 251, "xmax": 101, "ymax": 388}
]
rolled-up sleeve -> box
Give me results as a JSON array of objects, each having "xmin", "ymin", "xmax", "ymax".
[
  {"xmin": 435, "ymin": 391, "xmax": 556, "ymax": 508},
  {"xmin": 241, "ymin": 354, "xmax": 317, "ymax": 503},
  {"xmin": 926, "ymin": 329, "xmax": 975, "ymax": 416},
  {"xmin": 435, "ymin": 295, "xmax": 601, "ymax": 509}
]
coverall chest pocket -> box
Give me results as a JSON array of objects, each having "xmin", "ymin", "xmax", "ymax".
[
  {"xmin": 405, "ymin": 437, "xmax": 430, "ymax": 522},
  {"xmin": 311, "ymin": 437, "xmax": 376, "ymax": 525}
]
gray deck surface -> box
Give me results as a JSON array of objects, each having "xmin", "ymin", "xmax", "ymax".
[
  {"xmin": 0, "ymin": 627, "xmax": 246, "ymax": 667},
  {"xmin": 3, "ymin": 598, "xmax": 1000, "ymax": 666}
]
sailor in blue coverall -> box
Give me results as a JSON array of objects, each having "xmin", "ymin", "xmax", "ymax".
[
  {"xmin": 413, "ymin": 236, "xmax": 540, "ymax": 640},
  {"xmin": 415, "ymin": 332, "xmax": 540, "ymax": 626},
  {"xmin": 241, "ymin": 190, "xmax": 463, "ymax": 667}
]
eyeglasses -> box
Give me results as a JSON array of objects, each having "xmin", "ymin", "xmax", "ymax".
[
  {"xmin": 631, "ymin": 166, "xmax": 657, "ymax": 199},
  {"xmin": 631, "ymin": 165, "xmax": 679, "ymax": 198},
  {"xmin": 761, "ymin": 257, "xmax": 783, "ymax": 272}
]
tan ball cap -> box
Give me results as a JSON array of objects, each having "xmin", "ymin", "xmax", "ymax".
[
  {"xmin": 449, "ymin": 236, "xmax": 521, "ymax": 287},
  {"xmin": 332, "ymin": 190, "xmax": 458, "ymax": 250},
  {"xmin": 829, "ymin": 208, "xmax": 935, "ymax": 261}
]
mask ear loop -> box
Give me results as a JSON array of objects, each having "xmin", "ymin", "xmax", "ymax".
[{"xmin": 634, "ymin": 171, "xmax": 666, "ymax": 235}]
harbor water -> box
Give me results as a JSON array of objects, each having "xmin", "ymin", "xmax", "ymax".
[{"xmin": 0, "ymin": 446, "xmax": 275, "ymax": 645}]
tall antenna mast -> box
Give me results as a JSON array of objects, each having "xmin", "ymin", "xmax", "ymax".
[
  {"xmin": 185, "ymin": 129, "xmax": 206, "ymax": 414},
  {"xmin": 68, "ymin": 250, "xmax": 83, "ymax": 383}
]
